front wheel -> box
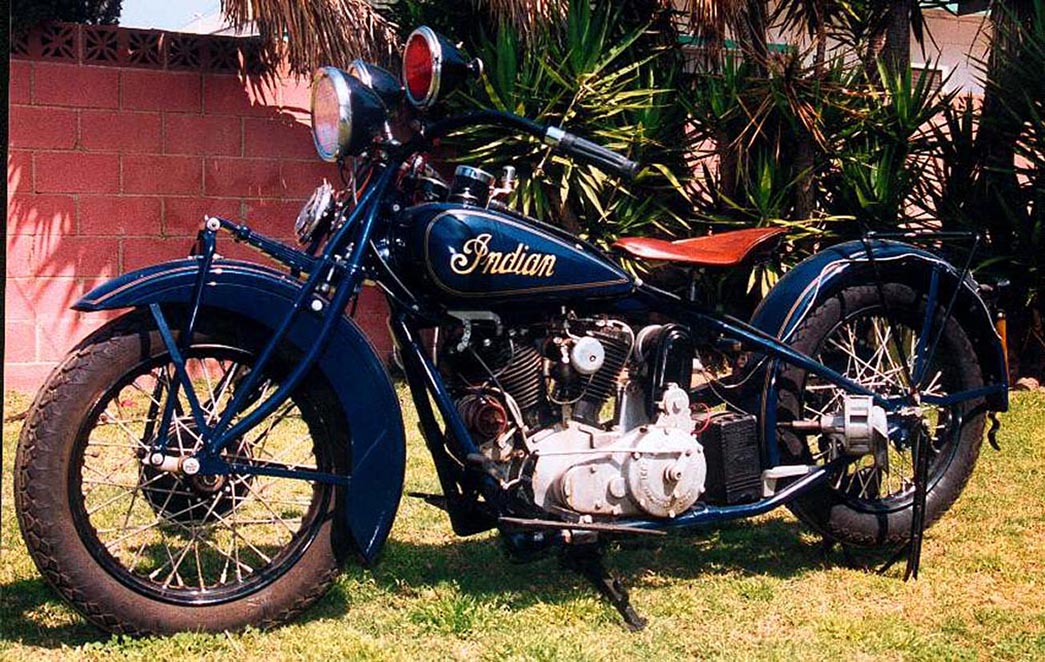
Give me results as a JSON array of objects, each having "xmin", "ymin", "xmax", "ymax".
[
  {"xmin": 14, "ymin": 309, "xmax": 348, "ymax": 635},
  {"xmin": 776, "ymin": 283, "xmax": 985, "ymax": 547}
]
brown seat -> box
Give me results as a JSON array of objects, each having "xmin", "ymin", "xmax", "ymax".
[{"xmin": 612, "ymin": 227, "xmax": 785, "ymax": 267}]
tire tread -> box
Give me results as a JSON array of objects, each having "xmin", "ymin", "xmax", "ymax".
[{"xmin": 14, "ymin": 311, "xmax": 343, "ymax": 635}]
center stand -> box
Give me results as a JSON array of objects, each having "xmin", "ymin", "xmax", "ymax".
[{"xmin": 560, "ymin": 541, "xmax": 647, "ymax": 631}]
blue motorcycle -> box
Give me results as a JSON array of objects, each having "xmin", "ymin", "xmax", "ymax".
[{"xmin": 14, "ymin": 27, "xmax": 1009, "ymax": 634}]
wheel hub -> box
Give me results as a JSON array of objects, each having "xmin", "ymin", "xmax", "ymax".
[
  {"xmin": 139, "ymin": 425, "xmax": 254, "ymax": 525},
  {"xmin": 188, "ymin": 472, "xmax": 228, "ymax": 494}
]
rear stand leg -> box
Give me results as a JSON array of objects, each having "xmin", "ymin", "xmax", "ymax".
[
  {"xmin": 561, "ymin": 542, "xmax": 647, "ymax": 631},
  {"xmin": 878, "ymin": 422, "xmax": 931, "ymax": 579}
]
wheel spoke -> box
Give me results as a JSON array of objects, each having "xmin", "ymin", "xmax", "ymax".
[
  {"xmin": 802, "ymin": 310, "xmax": 960, "ymax": 505},
  {"xmin": 85, "ymin": 472, "xmax": 169, "ymax": 516},
  {"xmin": 230, "ymin": 477, "xmax": 304, "ymax": 538},
  {"xmin": 72, "ymin": 341, "xmax": 328, "ymax": 603}
]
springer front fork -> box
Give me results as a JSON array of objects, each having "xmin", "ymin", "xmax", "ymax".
[{"xmin": 142, "ymin": 165, "xmax": 397, "ymax": 487}]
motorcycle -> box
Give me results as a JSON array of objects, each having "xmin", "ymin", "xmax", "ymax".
[{"xmin": 14, "ymin": 27, "xmax": 1009, "ymax": 635}]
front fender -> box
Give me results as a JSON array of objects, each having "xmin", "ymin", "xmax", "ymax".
[{"xmin": 76, "ymin": 258, "xmax": 405, "ymax": 564}]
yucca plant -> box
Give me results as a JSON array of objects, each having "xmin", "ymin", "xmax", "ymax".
[
  {"xmin": 443, "ymin": 0, "xmax": 691, "ymax": 246},
  {"xmin": 974, "ymin": 0, "xmax": 1044, "ymax": 380},
  {"xmin": 963, "ymin": 0, "xmax": 1044, "ymax": 303},
  {"xmin": 829, "ymin": 61, "xmax": 955, "ymax": 231},
  {"xmin": 921, "ymin": 96, "xmax": 980, "ymax": 230}
]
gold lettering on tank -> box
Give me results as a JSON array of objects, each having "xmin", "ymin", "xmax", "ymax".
[{"xmin": 449, "ymin": 233, "xmax": 556, "ymax": 278}]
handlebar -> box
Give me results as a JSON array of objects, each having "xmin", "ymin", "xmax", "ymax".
[
  {"xmin": 423, "ymin": 110, "xmax": 640, "ymax": 181},
  {"xmin": 542, "ymin": 127, "xmax": 640, "ymax": 181}
]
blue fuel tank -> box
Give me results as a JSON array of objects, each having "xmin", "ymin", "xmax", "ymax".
[{"xmin": 391, "ymin": 203, "xmax": 634, "ymax": 307}]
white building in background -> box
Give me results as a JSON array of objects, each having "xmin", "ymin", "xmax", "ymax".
[
  {"xmin": 914, "ymin": 8, "xmax": 991, "ymax": 94},
  {"xmin": 677, "ymin": 4, "xmax": 992, "ymax": 95}
]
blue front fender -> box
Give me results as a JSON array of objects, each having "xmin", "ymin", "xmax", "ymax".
[{"xmin": 76, "ymin": 258, "xmax": 405, "ymax": 564}]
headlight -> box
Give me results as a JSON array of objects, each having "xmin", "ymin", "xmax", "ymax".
[
  {"xmin": 402, "ymin": 26, "xmax": 480, "ymax": 111},
  {"xmin": 310, "ymin": 66, "xmax": 387, "ymax": 162},
  {"xmin": 346, "ymin": 59, "xmax": 404, "ymax": 111}
]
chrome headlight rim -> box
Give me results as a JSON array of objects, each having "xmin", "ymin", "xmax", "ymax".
[{"xmin": 310, "ymin": 66, "xmax": 354, "ymax": 163}]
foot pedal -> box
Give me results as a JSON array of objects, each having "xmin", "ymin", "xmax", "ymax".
[
  {"xmin": 407, "ymin": 491, "xmax": 448, "ymax": 511},
  {"xmin": 500, "ymin": 516, "xmax": 665, "ymax": 537}
]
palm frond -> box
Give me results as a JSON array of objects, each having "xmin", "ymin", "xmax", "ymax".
[
  {"xmin": 678, "ymin": 0, "xmax": 747, "ymax": 41},
  {"xmin": 475, "ymin": 0, "xmax": 569, "ymax": 34},
  {"xmin": 221, "ymin": 0, "xmax": 400, "ymax": 73},
  {"xmin": 676, "ymin": 0, "xmax": 769, "ymax": 68}
]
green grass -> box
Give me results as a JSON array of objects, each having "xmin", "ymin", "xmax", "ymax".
[{"xmin": 3, "ymin": 388, "xmax": 1044, "ymax": 661}]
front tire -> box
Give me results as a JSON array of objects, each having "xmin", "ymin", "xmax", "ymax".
[
  {"xmin": 776, "ymin": 283, "xmax": 985, "ymax": 547},
  {"xmin": 14, "ymin": 309, "xmax": 348, "ymax": 635}
]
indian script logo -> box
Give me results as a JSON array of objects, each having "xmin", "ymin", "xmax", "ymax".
[{"xmin": 450, "ymin": 233, "xmax": 557, "ymax": 278}]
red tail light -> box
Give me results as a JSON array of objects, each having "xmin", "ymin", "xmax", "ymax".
[
  {"xmin": 403, "ymin": 29, "xmax": 437, "ymax": 109},
  {"xmin": 402, "ymin": 26, "xmax": 480, "ymax": 111}
]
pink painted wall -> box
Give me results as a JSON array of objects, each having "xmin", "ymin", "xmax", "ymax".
[
  {"xmin": 916, "ymin": 9, "xmax": 992, "ymax": 94},
  {"xmin": 5, "ymin": 24, "xmax": 392, "ymax": 392}
]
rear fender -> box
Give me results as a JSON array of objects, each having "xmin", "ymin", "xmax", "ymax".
[
  {"xmin": 749, "ymin": 240, "xmax": 1008, "ymax": 463},
  {"xmin": 77, "ymin": 258, "xmax": 405, "ymax": 564}
]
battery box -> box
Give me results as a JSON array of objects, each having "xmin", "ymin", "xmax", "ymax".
[{"xmin": 699, "ymin": 413, "xmax": 762, "ymax": 505}]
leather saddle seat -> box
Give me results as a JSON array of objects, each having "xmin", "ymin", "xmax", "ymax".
[{"xmin": 612, "ymin": 227, "xmax": 785, "ymax": 267}]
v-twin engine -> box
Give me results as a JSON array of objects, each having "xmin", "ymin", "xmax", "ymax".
[
  {"xmin": 527, "ymin": 384, "xmax": 706, "ymax": 518},
  {"xmin": 443, "ymin": 316, "xmax": 707, "ymax": 520}
]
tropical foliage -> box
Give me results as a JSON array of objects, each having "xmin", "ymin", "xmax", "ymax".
[
  {"xmin": 20, "ymin": 0, "xmax": 1044, "ymax": 371},
  {"xmin": 970, "ymin": 0, "xmax": 1044, "ymax": 307},
  {"xmin": 939, "ymin": 0, "xmax": 1045, "ymax": 375},
  {"xmin": 444, "ymin": 0, "xmax": 690, "ymax": 246}
]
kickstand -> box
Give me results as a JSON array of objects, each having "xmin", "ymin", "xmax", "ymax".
[
  {"xmin": 878, "ymin": 422, "xmax": 931, "ymax": 580},
  {"xmin": 820, "ymin": 536, "xmax": 856, "ymax": 567},
  {"xmin": 562, "ymin": 544, "xmax": 647, "ymax": 631}
]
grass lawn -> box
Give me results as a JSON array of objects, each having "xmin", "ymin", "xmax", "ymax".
[{"xmin": 2, "ymin": 387, "xmax": 1043, "ymax": 661}]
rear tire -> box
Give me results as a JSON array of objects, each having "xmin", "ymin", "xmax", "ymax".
[
  {"xmin": 776, "ymin": 283, "xmax": 985, "ymax": 547},
  {"xmin": 14, "ymin": 309, "xmax": 348, "ymax": 635}
]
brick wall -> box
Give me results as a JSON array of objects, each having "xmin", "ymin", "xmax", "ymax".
[{"xmin": 5, "ymin": 24, "xmax": 391, "ymax": 392}]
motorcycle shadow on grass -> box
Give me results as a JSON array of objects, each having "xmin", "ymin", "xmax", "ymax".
[
  {"xmin": 0, "ymin": 577, "xmax": 103, "ymax": 649},
  {"xmin": 311, "ymin": 515, "xmax": 893, "ymax": 624},
  {"xmin": 3, "ymin": 534, "xmax": 297, "ymax": 647},
  {"xmin": 1, "ymin": 516, "xmax": 888, "ymax": 646}
]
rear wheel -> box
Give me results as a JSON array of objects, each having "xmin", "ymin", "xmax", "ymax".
[
  {"xmin": 14, "ymin": 309, "xmax": 348, "ymax": 634},
  {"xmin": 776, "ymin": 283, "xmax": 985, "ymax": 546}
]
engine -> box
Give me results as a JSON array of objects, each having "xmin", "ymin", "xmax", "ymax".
[{"xmin": 440, "ymin": 315, "xmax": 707, "ymax": 519}]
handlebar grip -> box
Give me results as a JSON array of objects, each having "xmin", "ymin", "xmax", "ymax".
[{"xmin": 545, "ymin": 127, "xmax": 640, "ymax": 181}]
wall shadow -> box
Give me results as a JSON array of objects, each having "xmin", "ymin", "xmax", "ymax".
[{"xmin": 5, "ymin": 58, "xmax": 335, "ymax": 393}]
